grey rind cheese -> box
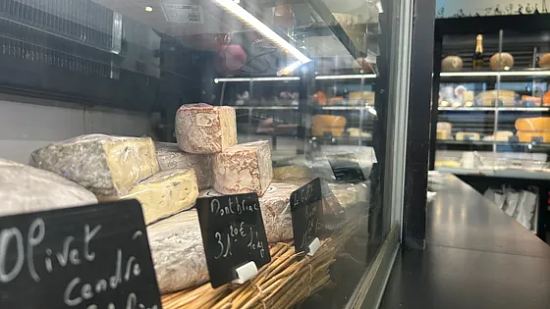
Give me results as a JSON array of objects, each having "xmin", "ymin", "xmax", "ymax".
[
  {"xmin": 150, "ymin": 183, "xmax": 297, "ymax": 293},
  {"xmin": 147, "ymin": 210, "xmax": 208, "ymax": 293},
  {"xmin": 30, "ymin": 134, "xmax": 159, "ymax": 197},
  {"xmin": 155, "ymin": 142, "xmax": 212, "ymax": 190},
  {"xmin": 0, "ymin": 159, "xmax": 97, "ymax": 216}
]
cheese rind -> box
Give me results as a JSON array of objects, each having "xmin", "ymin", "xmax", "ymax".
[
  {"xmin": 212, "ymin": 140, "xmax": 273, "ymax": 196},
  {"xmin": 0, "ymin": 159, "xmax": 97, "ymax": 216},
  {"xmin": 30, "ymin": 134, "xmax": 159, "ymax": 197},
  {"xmin": 110, "ymin": 169, "xmax": 199, "ymax": 225},
  {"xmin": 175, "ymin": 103, "xmax": 237, "ymax": 154},
  {"xmin": 155, "ymin": 142, "xmax": 212, "ymax": 190},
  {"xmin": 147, "ymin": 210, "xmax": 208, "ymax": 293}
]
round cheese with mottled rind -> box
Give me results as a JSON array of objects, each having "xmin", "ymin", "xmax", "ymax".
[
  {"xmin": 212, "ymin": 140, "xmax": 273, "ymax": 196},
  {"xmin": 175, "ymin": 103, "xmax": 237, "ymax": 154},
  {"xmin": 30, "ymin": 134, "xmax": 159, "ymax": 198},
  {"xmin": 0, "ymin": 159, "xmax": 97, "ymax": 216}
]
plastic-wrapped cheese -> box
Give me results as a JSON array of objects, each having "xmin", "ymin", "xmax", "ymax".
[
  {"xmin": 149, "ymin": 183, "xmax": 297, "ymax": 293},
  {"xmin": 108, "ymin": 169, "xmax": 199, "ymax": 225},
  {"xmin": 155, "ymin": 142, "xmax": 212, "ymax": 190},
  {"xmin": 175, "ymin": 103, "xmax": 237, "ymax": 154},
  {"xmin": 147, "ymin": 210, "xmax": 207, "ymax": 293},
  {"xmin": 0, "ymin": 159, "xmax": 97, "ymax": 216},
  {"xmin": 213, "ymin": 140, "xmax": 273, "ymax": 196},
  {"xmin": 30, "ymin": 134, "xmax": 159, "ymax": 198}
]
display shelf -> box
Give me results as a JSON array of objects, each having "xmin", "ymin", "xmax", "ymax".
[
  {"xmin": 437, "ymin": 140, "xmax": 550, "ymax": 148},
  {"xmin": 233, "ymin": 106, "xmax": 299, "ymax": 110},
  {"xmin": 315, "ymin": 74, "xmax": 377, "ymax": 80},
  {"xmin": 438, "ymin": 107, "xmax": 550, "ymax": 112},
  {"xmin": 214, "ymin": 76, "xmax": 300, "ymax": 83},
  {"xmin": 440, "ymin": 70, "xmax": 550, "ymax": 78}
]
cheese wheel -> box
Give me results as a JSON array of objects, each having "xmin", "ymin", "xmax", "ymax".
[
  {"xmin": 312, "ymin": 115, "xmax": 347, "ymax": 137},
  {"xmin": 212, "ymin": 140, "xmax": 273, "ymax": 196},
  {"xmin": 30, "ymin": 134, "xmax": 159, "ymax": 198},
  {"xmin": 490, "ymin": 53, "xmax": 514, "ymax": 71},
  {"xmin": 0, "ymin": 159, "xmax": 97, "ymax": 216},
  {"xmin": 515, "ymin": 117, "xmax": 550, "ymax": 131},
  {"xmin": 517, "ymin": 131, "xmax": 550, "ymax": 143},
  {"xmin": 441, "ymin": 56, "xmax": 463, "ymax": 72},
  {"xmin": 175, "ymin": 103, "xmax": 237, "ymax": 154},
  {"xmin": 544, "ymin": 92, "xmax": 550, "ymax": 106}
]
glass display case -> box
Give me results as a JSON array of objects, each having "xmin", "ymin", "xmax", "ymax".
[{"xmin": 0, "ymin": 0, "xmax": 413, "ymax": 307}]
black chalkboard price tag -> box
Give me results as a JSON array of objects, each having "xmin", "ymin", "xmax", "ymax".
[
  {"xmin": 0, "ymin": 199, "xmax": 161, "ymax": 309},
  {"xmin": 328, "ymin": 158, "xmax": 366, "ymax": 183},
  {"xmin": 290, "ymin": 178, "xmax": 323, "ymax": 254},
  {"xmin": 196, "ymin": 193, "xmax": 271, "ymax": 288}
]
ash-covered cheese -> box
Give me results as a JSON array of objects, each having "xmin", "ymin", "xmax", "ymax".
[
  {"xmin": 0, "ymin": 159, "xmax": 97, "ymax": 216},
  {"xmin": 107, "ymin": 169, "xmax": 199, "ymax": 225},
  {"xmin": 155, "ymin": 142, "xmax": 212, "ymax": 190},
  {"xmin": 30, "ymin": 134, "xmax": 159, "ymax": 198},
  {"xmin": 212, "ymin": 140, "xmax": 273, "ymax": 196},
  {"xmin": 147, "ymin": 210, "xmax": 208, "ymax": 293},
  {"xmin": 175, "ymin": 103, "xmax": 237, "ymax": 154}
]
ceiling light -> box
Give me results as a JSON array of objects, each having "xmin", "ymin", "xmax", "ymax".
[
  {"xmin": 145, "ymin": 6, "xmax": 153, "ymax": 12},
  {"xmin": 213, "ymin": 0, "xmax": 311, "ymax": 65}
]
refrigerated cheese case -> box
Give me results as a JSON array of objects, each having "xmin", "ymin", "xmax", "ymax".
[{"xmin": 0, "ymin": 0, "xmax": 410, "ymax": 307}]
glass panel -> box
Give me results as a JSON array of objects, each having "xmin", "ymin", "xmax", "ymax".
[{"xmin": 0, "ymin": 0, "xmax": 405, "ymax": 307}]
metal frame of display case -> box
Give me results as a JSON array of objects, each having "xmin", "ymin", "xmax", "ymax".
[{"xmin": 430, "ymin": 15, "xmax": 550, "ymax": 242}]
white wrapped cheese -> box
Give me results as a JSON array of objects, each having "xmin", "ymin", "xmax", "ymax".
[
  {"xmin": 175, "ymin": 103, "xmax": 237, "ymax": 154},
  {"xmin": 150, "ymin": 183, "xmax": 297, "ymax": 293},
  {"xmin": 0, "ymin": 159, "xmax": 97, "ymax": 216},
  {"xmin": 30, "ymin": 134, "xmax": 159, "ymax": 198},
  {"xmin": 107, "ymin": 169, "xmax": 199, "ymax": 225},
  {"xmin": 213, "ymin": 140, "xmax": 273, "ymax": 196},
  {"xmin": 155, "ymin": 142, "xmax": 212, "ymax": 190}
]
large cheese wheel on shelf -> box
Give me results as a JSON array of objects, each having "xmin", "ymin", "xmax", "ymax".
[
  {"xmin": 544, "ymin": 92, "xmax": 550, "ymax": 106},
  {"xmin": 489, "ymin": 53, "xmax": 514, "ymax": 71},
  {"xmin": 30, "ymin": 134, "xmax": 159, "ymax": 198},
  {"xmin": 441, "ymin": 55, "xmax": 463, "ymax": 72},
  {"xmin": 517, "ymin": 131, "xmax": 550, "ymax": 143},
  {"xmin": 515, "ymin": 117, "xmax": 550, "ymax": 131},
  {"xmin": 312, "ymin": 115, "xmax": 347, "ymax": 137},
  {"xmin": 539, "ymin": 53, "xmax": 550, "ymax": 69},
  {"xmin": 156, "ymin": 142, "xmax": 212, "ymax": 190},
  {"xmin": 175, "ymin": 103, "xmax": 237, "ymax": 154},
  {"xmin": 476, "ymin": 90, "xmax": 517, "ymax": 107},
  {"xmin": 0, "ymin": 159, "xmax": 97, "ymax": 216},
  {"xmin": 212, "ymin": 140, "xmax": 273, "ymax": 196},
  {"xmin": 105, "ymin": 169, "xmax": 199, "ymax": 225}
]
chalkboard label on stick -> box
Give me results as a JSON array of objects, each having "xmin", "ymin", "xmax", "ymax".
[
  {"xmin": 196, "ymin": 193, "xmax": 271, "ymax": 288},
  {"xmin": 0, "ymin": 200, "xmax": 161, "ymax": 309},
  {"xmin": 290, "ymin": 178, "xmax": 323, "ymax": 253},
  {"xmin": 328, "ymin": 158, "xmax": 366, "ymax": 183}
]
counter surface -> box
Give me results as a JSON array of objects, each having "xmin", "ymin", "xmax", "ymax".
[{"xmin": 380, "ymin": 174, "xmax": 550, "ymax": 308}]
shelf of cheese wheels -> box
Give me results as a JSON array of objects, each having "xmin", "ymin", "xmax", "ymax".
[{"xmin": 1, "ymin": 103, "xmax": 369, "ymax": 308}]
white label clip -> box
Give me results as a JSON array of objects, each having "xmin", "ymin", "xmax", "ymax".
[
  {"xmin": 307, "ymin": 237, "xmax": 321, "ymax": 256},
  {"xmin": 232, "ymin": 261, "xmax": 258, "ymax": 284}
]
